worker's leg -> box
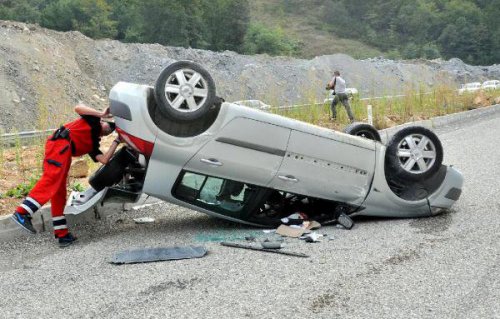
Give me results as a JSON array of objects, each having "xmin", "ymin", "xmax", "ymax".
[
  {"xmin": 341, "ymin": 94, "xmax": 355, "ymax": 122},
  {"xmin": 51, "ymin": 163, "xmax": 71, "ymax": 238},
  {"xmin": 330, "ymin": 96, "xmax": 339, "ymax": 120},
  {"xmin": 15, "ymin": 139, "xmax": 72, "ymax": 216}
]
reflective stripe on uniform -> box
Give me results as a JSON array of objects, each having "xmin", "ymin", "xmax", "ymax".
[
  {"xmin": 53, "ymin": 225, "xmax": 68, "ymax": 230},
  {"xmin": 26, "ymin": 197, "xmax": 42, "ymax": 209},
  {"xmin": 20, "ymin": 204, "xmax": 34, "ymax": 216},
  {"xmin": 52, "ymin": 216, "xmax": 67, "ymax": 227}
]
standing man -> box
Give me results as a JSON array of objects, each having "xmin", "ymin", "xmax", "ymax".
[
  {"xmin": 11, "ymin": 104, "xmax": 121, "ymax": 247},
  {"xmin": 327, "ymin": 70, "xmax": 355, "ymax": 122}
]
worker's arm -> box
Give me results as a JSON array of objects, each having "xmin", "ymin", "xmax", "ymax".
[
  {"xmin": 74, "ymin": 104, "xmax": 111, "ymax": 118},
  {"xmin": 95, "ymin": 138, "xmax": 121, "ymax": 164},
  {"xmin": 327, "ymin": 77, "xmax": 336, "ymax": 90}
]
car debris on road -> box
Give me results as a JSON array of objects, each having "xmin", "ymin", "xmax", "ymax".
[
  {"xmin": 220, "ymin": 242, "xmax": 309, "ymax": 258},
  {"xmin": 133, "ymin": 217, "xmax": 155, "ymax": 224},
  {"xmin": 111, "ymin": 246, "xmax": 207, "ymax": 265}
]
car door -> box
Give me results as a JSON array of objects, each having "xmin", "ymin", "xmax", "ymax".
[
  {"xmin": 184, "ymin": 117, "xmax": 291, "ymax": 187},
  {"xmin": 269, "ymin": 130, "xmax": 376, "ymax": 206}
]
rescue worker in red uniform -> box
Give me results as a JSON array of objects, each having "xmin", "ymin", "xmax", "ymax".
[{"xmin": 11, "ymin": 104, "xmax": 121, "ymax": 247}]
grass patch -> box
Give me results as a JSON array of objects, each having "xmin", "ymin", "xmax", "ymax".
[
  {"xmin": 272, "ymin": 86, "xmax": 500, "ymax": 130},
  {"xmin": 4, "ymin": 176, "xmax": 39, "ymax": 199},
  {"xmin": 70, "ymin": 182, "xmax": 85, "ymax": 192}
]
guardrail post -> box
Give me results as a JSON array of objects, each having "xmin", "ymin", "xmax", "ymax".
[{"xmin": 367, "ymin": 105, "xmax": 373, "ymax": 125}]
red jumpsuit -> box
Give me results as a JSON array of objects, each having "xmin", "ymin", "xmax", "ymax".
[{"xmin": 16, "ymin": 115, "xmax": 103, "ymax": 238}]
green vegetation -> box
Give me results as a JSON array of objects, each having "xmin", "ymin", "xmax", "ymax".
[
  {"xmin": 268, "ymin": 0, "xmax": 500, "ymax": 65},
  {"xmin": 243, "ymin": 23, "xmax": 299, "ymax": 56},
  {"xmin": 4, "ymin": 176, "xmax": 39, "ymax": 198},
  {"xmin": 70, "ymin": 182, "xmax": 85, "ymax": 192}
]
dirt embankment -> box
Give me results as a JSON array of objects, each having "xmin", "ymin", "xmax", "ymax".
[{"xmin": 1, "ymin": 20, "xmax": 500, "ymax": 132}]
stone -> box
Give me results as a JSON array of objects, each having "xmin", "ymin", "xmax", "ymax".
[
  {"xmin": 378, "ymin": 116, "xmax": 397, "ymax": 129},
  {"xmin": 494, "ymin": 97, "xmax": 500, "ymax": 105},
  {"xmin": 69, "ymin": 159, "xmax": 89, "ymax": 178},
  {"xmin": 473, "ymin": 96, "xmax": 484, "ymax": 106}
]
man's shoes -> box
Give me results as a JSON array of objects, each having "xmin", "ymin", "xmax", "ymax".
[
  {"xmin": 11, "ymin": 212, "xmax": 36, "ymax": 234},
  {"xmin": 58, "ymin": 233, "xmax": 78, "ymax": 248}
]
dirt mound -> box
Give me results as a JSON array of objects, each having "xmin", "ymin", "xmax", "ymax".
[{"xmin": 1, "ymin": 20, "xmax": 499, "ymax": 132}]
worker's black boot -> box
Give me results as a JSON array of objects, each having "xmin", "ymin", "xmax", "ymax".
[{"xmin": 58, "ymin": 233, "xmax": 78, "ymax": 248}]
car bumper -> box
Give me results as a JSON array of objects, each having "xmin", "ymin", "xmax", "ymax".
[{"xmin": 427, "ymin": 166, "xmax": 464, "ymax": 214}]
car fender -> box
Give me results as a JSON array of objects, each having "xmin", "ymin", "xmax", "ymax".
[{"xmin": 358, "ymin": 143, "xmax": 432, "ymax": 218}]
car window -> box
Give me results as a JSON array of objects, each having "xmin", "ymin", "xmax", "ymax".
[
  {"xmin": 174, "ymin": 171, "xmax": 260, "ymax": 216},
  {"xmin": 181, "ymin": 172, "xmax": 206, "ymax": 190}
]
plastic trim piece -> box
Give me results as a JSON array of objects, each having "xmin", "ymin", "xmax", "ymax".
[
  {"xmin": 216, "ymin": 137, "xmax": 286, "ymax": 156},
  {"xmin": 445, "ymin": 187, "xmax": 462, "ymax": 200},
  {"xmin": 110, "ymin": 99, "xmax": 132, "ymax": 121}
]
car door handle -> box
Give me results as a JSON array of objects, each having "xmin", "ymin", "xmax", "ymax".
[
  {"xmin": 278, "ymin": 175, "xmax": 299, "ymax": 182},
  {"xmin": 200, "ymin": 158, "xmax": 223, "ymax": 167}
]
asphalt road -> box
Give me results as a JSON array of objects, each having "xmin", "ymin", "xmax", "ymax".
[{"xmin": 1, "ymin": 113, "xmax": 499, "ymax": 319}]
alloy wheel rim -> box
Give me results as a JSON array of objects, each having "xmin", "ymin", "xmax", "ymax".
[
  {"xmin": 164, "ymin": 68, "xmax": 209, "ymax": 113},
  {"xmin": 396, "ymin": 134, "xmax": 437, "ymax": 174}
]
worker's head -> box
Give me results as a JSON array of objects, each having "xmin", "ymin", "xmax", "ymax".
[
  {"xmin": 334, "ymin": 70, "xmax": 340, "ymax": 76},
  {"xmin": 100, "ymin": 121, "xmax": 116, "ymax": 136}
]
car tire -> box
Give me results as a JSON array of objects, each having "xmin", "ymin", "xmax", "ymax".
[
  {"xmin": 344, "ymin": 123, "xmax": 381, "ymax": 142},
  {"xmin": 385, "ymin": 126, "xmax": 443, "ymax": 181},
  {"xmin": 89, "ymin": 147, "xmax": 136, "ymax": 192},
  {"xmin": 154, "ymin": 60, "xmax": 216, "ymax": 122},
  {"xmin": 149, "ymin": 92, "xmax": 223, "ymax": 138}
]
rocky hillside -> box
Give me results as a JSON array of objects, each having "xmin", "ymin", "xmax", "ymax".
[{"xmin": 1, "ymin": 20, "xmax": 499, "ymax": 132}]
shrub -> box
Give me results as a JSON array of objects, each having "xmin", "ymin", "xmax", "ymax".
[
  {"xmin": 5, "ymin": 177, "xmax": 39, "ymax": 199},
  {"xmin": 243, "ymin": 23, "xmax": 300, "ymax": 56}
]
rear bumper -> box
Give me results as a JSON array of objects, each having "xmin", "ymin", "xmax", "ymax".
[{"xmin": 427, "ymin": 166, "xmax": 464, "ymax": 214}]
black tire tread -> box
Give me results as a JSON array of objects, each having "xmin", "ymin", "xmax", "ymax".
[
  {"xmin": 344, "ymin": 122, "xmax": 381, "ymax": 142},
  {"xmin": 147, "ymin": 91, "xmax": 221, "ymax": 137},
  {"xmin": 154, "ymin": 61, "xmax": 216, "ymax": 122},
  {"xmin": 385, "ymin": 126, "xmax": 443, "ymax": 181}
]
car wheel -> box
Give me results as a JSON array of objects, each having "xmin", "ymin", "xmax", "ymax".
[
  {"xmin": 344, "ymin": 123, "xmax": 381, "ymax": 142},
  {"xmin": 385, "ymin": 126, "xmax": 443, "ymax": 181},
  {"xmin": 89, "ymin": 147, "xmax": 136, "ymax": 191},
  {"xmin": 154, "ymin": 60, "xmax": 216, "ymax": 122}
]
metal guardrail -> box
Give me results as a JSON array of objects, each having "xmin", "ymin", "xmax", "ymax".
[{"xmin": 1, "ymin": 129, "xmax": 54, "ymax": 147}]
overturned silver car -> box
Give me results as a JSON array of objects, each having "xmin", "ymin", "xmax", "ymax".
[{"xmin": 67, "ymin": 61, "xmax": 463, "ymax": 227}]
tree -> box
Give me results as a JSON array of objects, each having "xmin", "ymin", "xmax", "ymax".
[
  {"xmin": 131, "ymin": 0, "xmax": 205, "ymax": 48},
  {"xmin": 0, "ymin": 0, "xmax": 44, "ymax": 23},
  {"xmin": 203, "ymin": 0, "xmax": 250, "ymax": 52},
  {"xmin": 106, "ymin": 0, "xmax": 139, "ymax": 40},
  {"xmin": 41, "ymin": 0, "xmax": 117, "ymax": 38}
]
